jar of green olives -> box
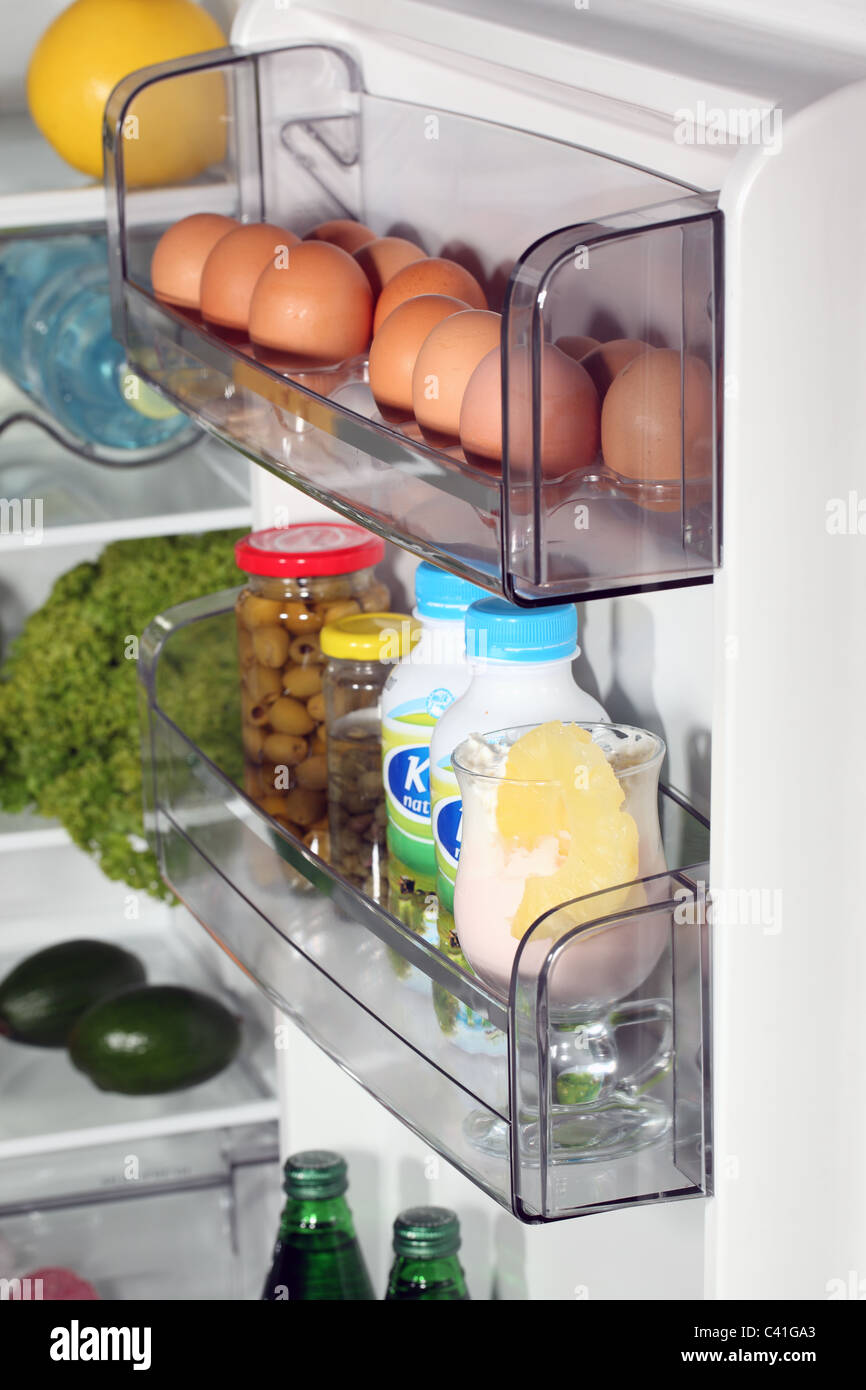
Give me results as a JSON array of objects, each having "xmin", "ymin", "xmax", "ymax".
[
  {"xmin": 235, "ymin": 524, "xmax": 390, "ymax": 858},
  {"xmin": 319, "ymin": 613, "xmax": 420, "ymax": 898}
]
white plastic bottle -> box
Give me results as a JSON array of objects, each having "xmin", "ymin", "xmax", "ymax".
[
  {"xmin": 430, "ymin": 597, "xmax": 609, "ymax": 912},
  {"xmin": 381, "ymin": 562, "xmax": 487, "ymax": 891}
]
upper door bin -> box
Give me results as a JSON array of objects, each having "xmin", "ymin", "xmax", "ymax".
[{"xmin": 105, "ymin": 44, "xmax": 722, "ymax": 604}]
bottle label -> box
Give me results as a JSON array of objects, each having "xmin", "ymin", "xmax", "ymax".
[
  {"xmin": 431, "ymin": 758, "xmax": 462, "ymax": 911},
  {"xmin": 384, "ymin": 744, "xmax": 431, "ymax": 822},
  {"xmin": 382, "ymin": 694, "xmax": 455, "ymax": 878}
]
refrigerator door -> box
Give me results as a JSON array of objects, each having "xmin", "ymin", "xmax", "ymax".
[{"xmin": 210, "ymin": 0, "xmax": 866, "ymax": 1299}]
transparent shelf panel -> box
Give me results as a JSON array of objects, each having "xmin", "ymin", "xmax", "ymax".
[
  {"xmin": 0, "ymin": 1124, "xmax": 280, "ymax": 1301},
  {"xmin": 107, "ymin": 44, "xmax": 722, "ymax": 604},
  {"xmin": 0, "ymin": 405, "xmax": 250, "ymax": 551},
  {"xmin": 140, "ymin": 591, "xmax": 711, "ymax": 1222}
]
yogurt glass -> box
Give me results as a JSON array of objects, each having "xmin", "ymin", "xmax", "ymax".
[{"xmin": 452, "ymin": 722, "xmax": 666, "ymax": 1009}]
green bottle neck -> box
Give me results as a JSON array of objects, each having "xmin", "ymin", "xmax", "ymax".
[
  {"xmin": 279, "ymin": 1193, "xmax": 357, "ymax": 1239},
  {"xmin": 386, "ymin": 1253, "xmax": 469, "ymax": 1300}
]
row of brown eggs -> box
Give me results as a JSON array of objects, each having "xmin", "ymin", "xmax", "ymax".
[
  {"xmin": 150, "ymin": 214, "xmax": 713, "ymax": 489},
  {"xmin": 149, "ymin": 212, "xmax": 485, "ymax": 365},
  {"xmin": 369, "ymin": 304, "xmax": 712, "ymax": 487}
]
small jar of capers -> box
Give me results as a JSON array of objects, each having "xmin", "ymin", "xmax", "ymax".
[
  {"xmin": 235, "ymin": 524, "xmax": 390, "ymax": 861},
  {"xmin": 319, "ymin": 613, "xmax": 420, "ymax": 900}
]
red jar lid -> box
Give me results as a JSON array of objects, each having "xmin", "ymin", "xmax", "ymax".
[{"xmin": 235, "ymin": 523, "xmax": 385, "ymax": 577}]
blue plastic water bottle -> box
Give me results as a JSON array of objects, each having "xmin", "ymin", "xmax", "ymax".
[{"xmin": 0, "ymin": 234, "xmax": 189, "ymax": 454}]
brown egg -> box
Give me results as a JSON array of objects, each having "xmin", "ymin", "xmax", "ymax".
[
  {"xmin": 353, "ymin": 237, "xmax": 426, "ymax": 297},
  {"xmin": 200, "ymin": 222, "xmax": 300, "ymax": 334},
  {"xmin": 580, "ymin": 338, "xmax": 649, "ymax": 399},
  {"xmin": 304, "ymin": 219, "xmax": 376, "ymax": 254},
  {"xmin": 556, "ymin": 335, "xmax": 600, "ymax": 363},
  {"xmin": 249, "ymin": 241, "xmax": 373, "ymax": 369},
  {"xmin": 373, "ymin": 258, "xmax": 487, "ymax": 333},
  {"xmin": 411, "ymin": 309, "xmax": 501, "ymax": 444},
  {"xmin": 458, "ymin": 349, "xmax": 506, "ymax": 470},
  {"xmin": 601, "ymin": 348, "xmax": 713, "ymax": 482},
  {"xmin": 460, "ymin": 342, "xmax": 600, "ymax": 479},
  {"xmin": 369, "ymin": 295, "xmax": 469, "ymax": 421},
  {"xmin": 151, "ymin": 213, "xmax": 238, "ymax": 310}
]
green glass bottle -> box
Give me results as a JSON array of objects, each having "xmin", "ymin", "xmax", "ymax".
[
  {"xmin": 384, "ymin": 1206, "xmax": 470, "ymax": 1301},
  {"xmin": 262, "ymin": 1151, "xmax": 375, "ymax": 1301}
]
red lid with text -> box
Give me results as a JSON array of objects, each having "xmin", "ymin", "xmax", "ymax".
[{"xmin": 235, "ymin": 523, "xmax": 385, "ymax": 577}]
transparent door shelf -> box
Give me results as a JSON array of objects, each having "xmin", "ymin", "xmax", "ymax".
[
  {"xmin": 107, "ymin": 44, "xmax": 722, "ymax": 604},
  {"xmin": 140, "ymin": 592, "xmax": 711, "ymax": 1222}
]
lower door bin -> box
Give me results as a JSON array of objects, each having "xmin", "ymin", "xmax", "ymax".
[{"xmin": 140, "ymin": 591, "xmax": 712, "ymax": 1223}]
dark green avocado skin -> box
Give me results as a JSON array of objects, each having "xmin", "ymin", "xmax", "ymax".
[
  {"xmin": 0, "ymin": 939, "xmax": 147, "ymax": 1048},
  {"xmin": 68, "ymin": 984, "xmax": 242, "ymax": 1094}
]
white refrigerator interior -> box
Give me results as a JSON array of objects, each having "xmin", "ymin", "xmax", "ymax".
[
  {"xmin": 0, "ymin": 0, "xmax": 284, "ymax": 1300},
  {"xmin": 1, "ymin": 0, "xmax": 864, "ymax": 1301}
]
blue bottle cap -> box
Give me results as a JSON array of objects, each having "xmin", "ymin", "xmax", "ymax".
[
  {"xmin": 415, "ymin": 562, "xmax": 489, "ymax": 620},
  {"xmin": 465, "ymin": 597, "xmax": 577, "ymax": 663}
]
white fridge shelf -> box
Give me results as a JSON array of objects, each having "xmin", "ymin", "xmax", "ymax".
[
  {"xmin": 0, "ymin": 407, "xmax": 251, "ymax": 552},
  {"xmin": 0, "ymin": 810, "xmax": 65, "ymax": 853},
  {"xmin": 0, "ymin": 840, "xmax": 279, "ymax": 1161},
  {"xmin": 0, "ymin": 108, "xmax": 239, "ymax": 235},
  {"xmin": 0, "ymin": 1124, "xmax": 281, "ymax": 1301},
  {"xmin": 0, "ymin": 112, "xmax": 104, "ymax": 231}
]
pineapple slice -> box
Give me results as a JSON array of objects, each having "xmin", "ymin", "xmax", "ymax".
[{"xmin": 495, "ymin": 722, "xmax": 640, "ymax": 940}]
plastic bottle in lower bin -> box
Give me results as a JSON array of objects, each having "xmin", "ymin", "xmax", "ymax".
[
  {"xmin": 320, "ymin": 612, "xmax": 419, "ymax": 900},
  {"xmin": 380, "ymin": 562, "xmax": 487, "ymax": 991},
  {"xmin": 382, "ymin": 562, "xmax": 488, "ymax": 903},
  {"xmin": 262, "ymin": 1151, "xmax": 375, "ymax": 1301},
  {"xmin": 430, "ymin": 597, "xmax": 609, "ymax": 914}
]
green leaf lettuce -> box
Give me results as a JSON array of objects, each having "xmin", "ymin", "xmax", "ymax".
[{"xmin": 0, "ymin": 529, "xmax": 246, "ymax": 900}]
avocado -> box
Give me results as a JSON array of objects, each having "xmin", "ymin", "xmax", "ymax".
[
  {"xmin": 0, "ymin": 939, "xmax": 147, "ymax": 1048},
  {"xmin": 68, "ymin": 985, "xmax": 241, "ymax": 1094}
]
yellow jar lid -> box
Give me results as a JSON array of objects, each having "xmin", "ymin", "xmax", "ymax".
[{"xmin": 320, "ymin": 612, "xmax": 421, "ymax": 662}]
